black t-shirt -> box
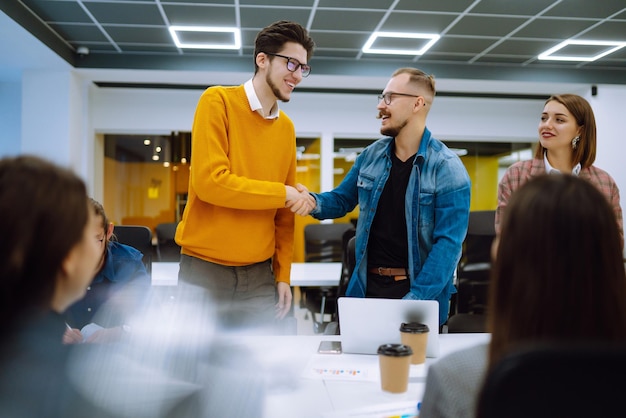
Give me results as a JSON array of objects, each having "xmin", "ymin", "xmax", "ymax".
[{"xmin": 368, "ymin": 146, "xmax": 415, "ymax": 269}]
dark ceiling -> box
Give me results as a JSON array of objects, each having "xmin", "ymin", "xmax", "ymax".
[
  {"xmin": 4, "ymin": 0, "xmax": 618, "ymax": 159},
  {"xmin": 2, "ymin": 0, "xmax": 626, "ymax": 84}
]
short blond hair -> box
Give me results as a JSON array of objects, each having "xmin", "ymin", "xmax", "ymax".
[{"xmin": 392, "ymin": 67, "xmax": 436, "ymax": 102}]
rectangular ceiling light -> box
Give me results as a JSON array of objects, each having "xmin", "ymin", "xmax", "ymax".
[
  {"xmin": 362, "ymin": 32, "xmax": 440, "ymax": 55},
  {"xmin": 538, "ymin": 39, "xmax": 626, "ymax": 62},
  {"xmin": 169, "ymin": 26, "xmax": 241, "ymax": 50}
]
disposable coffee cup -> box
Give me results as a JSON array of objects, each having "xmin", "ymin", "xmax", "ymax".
[
  {"xmin": 377, "ymin": 343, "xmax": 413, "ymax": 393},
  {"xmin": 400, "ymin": 322, "xmax": 429, "ymax": 365}
]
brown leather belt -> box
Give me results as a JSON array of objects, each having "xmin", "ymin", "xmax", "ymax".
[{"xmin": 369, "ymin": 267, "xmax": 409, "ymax": 281}]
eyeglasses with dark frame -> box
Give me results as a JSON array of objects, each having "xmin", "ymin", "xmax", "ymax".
[
  {"xmin": 377, "ymin": 92, "xmax": 420, "ymax": 105},
  {"xmin": 264, "ymin": 52, "xmax": 311, "ymax": 77}
]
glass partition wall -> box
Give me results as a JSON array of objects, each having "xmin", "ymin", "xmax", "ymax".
[
  {"xmin": 103, "ymin": 132, "xmax": 190, "ymax": 235},
  {"xmin": 103, "ymin": 132, "xmax": 531, "ymax": 262}
]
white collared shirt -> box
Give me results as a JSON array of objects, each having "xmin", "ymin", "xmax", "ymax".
[
  {"xmin": 544, "ymin": 152, "xmax": 581, "ymax": 176},
  {"xmin": 244, "ymin": 79, "xmax": 279, "ymax": 120}
]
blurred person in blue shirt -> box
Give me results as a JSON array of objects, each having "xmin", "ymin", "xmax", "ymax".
[{"xmin": 64, "ymin": 199, "xmax": 150, "ymax": 343}]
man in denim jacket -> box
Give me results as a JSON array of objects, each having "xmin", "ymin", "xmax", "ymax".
[{"xmin": 304, "ymin": 68, "xmax": 471, "ymax": 326}]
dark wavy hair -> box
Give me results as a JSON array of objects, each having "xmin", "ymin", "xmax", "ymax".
[
  {"xmin": 0, "ymin": 155, "xmax": 89, "ymax": 333},
  {"xmin": 253, "ymin": 20, "xmax": 315, "ymax": 73},
  {"xmin": 487, "ymin": 174, "xmax": 626, "ymax": 369}
]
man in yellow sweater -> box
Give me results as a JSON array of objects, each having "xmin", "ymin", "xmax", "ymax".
[{"xmin": 175, "ymin": 21, "xmax": 315, "ymax": 332}]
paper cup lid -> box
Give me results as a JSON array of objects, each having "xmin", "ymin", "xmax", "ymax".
[
  {"xmin": 377, "ymin": 343, "xmax": 413, "ymax": 357},
  {"xmin": 400, "ymin": 322, "xmax": 429, "ymax": 333}
]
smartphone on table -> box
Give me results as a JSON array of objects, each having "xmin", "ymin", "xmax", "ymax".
[{"xmin": 318, "ymin": 340, "xmax": 342, "ymax": 354}]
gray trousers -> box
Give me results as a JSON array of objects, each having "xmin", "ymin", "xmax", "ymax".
[{"xmin": 178, "ymin": 254, "xmax": 278, "ymax": 331}]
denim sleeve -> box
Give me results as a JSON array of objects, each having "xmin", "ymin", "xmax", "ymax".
[
  {"xmin": 310, "ymin": 161, "xmax": 360, "ymax": 220},
  {"xmin": 406, "ymin": 159, "xmax": 471, "ymax": 302}
]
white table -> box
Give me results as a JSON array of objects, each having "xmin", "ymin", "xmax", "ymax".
[
  {"xmin": 226, "ymin": 333, "xmax": 491, "ymax": 418},
  {"xmin": 290, "ymin": 262, "xmax": 342, "ymax": 287},
  {"xmin": 151, "ymin": 261, "xmax": 179, "ymax": 286},
  {"xmin": 151, "ymin": 261, "xmax": 342, "ymax": 288}
]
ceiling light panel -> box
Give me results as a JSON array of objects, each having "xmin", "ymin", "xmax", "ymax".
[
  {"xmin": 362, "ymin": 32, "xmax": 440, "ymax": 55},
  {"xmin": 538, "ymin": 40, "xmax": 626, "ymax": 62},
  {"xmin": 169, "ymin": 26, "xmax": 241, "ymax": 50},
  {"xmin": 8, "ymin": 0, "xmax": 626, "ymax": 81}
]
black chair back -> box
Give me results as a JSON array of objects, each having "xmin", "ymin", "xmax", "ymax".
[
  {"xmin": 337, "ymin": 234, "xmax": 356, "ymax": 300},
  {"xmin": 455, "ymin": 210, "xmax": 496, "ymax": 315},
  {"xmin": 477, "ymin": 342, "xmax": 626, "ymax": 418},
  {"xmin": 113, "ymin": 225, "xmax": 153, "ymax": 274},
  {"xmin": 327, "ymin": 234, "xmax": 357, "ymax": 335},
  {"xmin": 304, "ymin": 223, "xmax": 354, "ymax": 263},
  {"xmin": 155, "ymin": 222, "xmax": 181, "ymax": 262},
  {"xmin": 446, "ymin": 210, "xmax": 495, "ymax": 333},
  {"xmin": 301, "ymin": 222, "xmax": 354, "ymax": 333}
]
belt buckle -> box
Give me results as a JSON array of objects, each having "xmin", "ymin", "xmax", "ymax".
[{"xmin": 378, "ymin": 267, "xmax": 386, "ymax": 276}]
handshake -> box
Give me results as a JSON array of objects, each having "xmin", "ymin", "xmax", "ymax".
[{"xmin": 285, "ymin": 183, "xmax": 316, "ymax": 216}]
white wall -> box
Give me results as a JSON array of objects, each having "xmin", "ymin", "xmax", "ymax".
[
  {"xmin": 89, "ymin": 85, "xmax": 543, "ymax": 142},
  {"xmin": 590, "ymin": 85, "xmax": 626, "ymax": 221},
  {"xmin": 284, "ymin": 93, "xmax": 544, "ymax": 142},
  {"xmin": 0, "ymin": 81, "xmax": 21, "ymax": 156},
  {"xmin": 21, "ymin": 72, "xmax": 82, "ymax": 160},
  {"xmin": 90, "ymin": 87, "xmax": 198, "ymax": 134}
]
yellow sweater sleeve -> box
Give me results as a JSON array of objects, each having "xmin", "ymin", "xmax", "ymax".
[{"xmin": 176, "ymin": 85, "xmax": 296, "ymax": 283}]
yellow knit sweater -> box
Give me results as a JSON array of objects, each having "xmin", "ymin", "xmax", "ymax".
[{"xmin": 175, "ymin": 85, "xmax": 296, "ymax": 284}]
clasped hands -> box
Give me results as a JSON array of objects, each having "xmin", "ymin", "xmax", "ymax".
[{"xmin": 285, "ymin": 183, "xmax": 316, "ymax": 216}]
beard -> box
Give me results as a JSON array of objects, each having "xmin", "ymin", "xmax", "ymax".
[
  {"xmin": 266, "ymin": 73, "xmax": 290, "ymax": 103},
  {"xmin": 380, "ymin": 118, "xmax": 407, "ymax": 137}
]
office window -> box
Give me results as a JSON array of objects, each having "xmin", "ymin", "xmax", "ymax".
[{"xmin": 102, "ymin": 133, "xmax": 190, "ymax": 233}]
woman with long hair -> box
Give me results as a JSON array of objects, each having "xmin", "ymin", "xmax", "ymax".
[
  {"xmin": 420, "ymin": 174, "xmax": 626, "ymax": 418},
  {"xmin": 496, "ymin": 94, "xmax": 623, "ymax": 247},
  {"xmin": 0, "ymin": 155, "xmax": 103, "ymax": 416}
]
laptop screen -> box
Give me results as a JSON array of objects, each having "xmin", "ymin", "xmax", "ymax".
[{"xmin": 338, "ymin": 297, "xmax": 440, "ymax": 357}]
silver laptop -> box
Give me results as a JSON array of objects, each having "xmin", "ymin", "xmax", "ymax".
[{"xmin": 337, "ymin": 297, "xmax": 440, "ymax": 358}]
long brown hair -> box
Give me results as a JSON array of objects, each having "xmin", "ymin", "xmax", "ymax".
[
  {"xmin": 487, "ymin": 174, "xmax": 626, "ymax": 368},
  {"xmin": 0, "ymin": 155, "xmax": 89, "ymax": 333}
]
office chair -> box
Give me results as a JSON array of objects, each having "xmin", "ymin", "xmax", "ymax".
[
  {"xmin": 445, "ymin": 311, "xmax": 487, "ymax": 333},
  {"xmin": 446, "ymin": 210, "xmax": 495, "ymax": 333},
  {"xmin": 477, "ymin": 342, "xmax": 626, "ymax": 418},
  {"xmin": 113, "ymin": 225, "xmax": 154, "ymax": 275},
  {"xmin": 155, "ymin": 222, "xmax": 181, "ymax": 262},
  {"xmin": 323, "ymin": 235, "xmax": 357, "ymax": 335},
  {"xmin": 300, "ymin": 222, "xmax": 354, "ymax": 333},
  {"xmin": 337, "ymin": 234, "xmax": 356, "ymax": 302}
]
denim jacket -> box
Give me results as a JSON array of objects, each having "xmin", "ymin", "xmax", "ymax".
[
  {"xmin": 310, "ymin": 128, "xmax": 471, "ymax": 325},
  {"xmin": 65, "ymin": 241, "xmax": 150, "ymax": 328}
]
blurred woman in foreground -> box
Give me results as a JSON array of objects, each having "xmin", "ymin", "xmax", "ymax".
[{"xmin": 0, "ymin": 155, "xmax": 103, "ymax": 417}]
